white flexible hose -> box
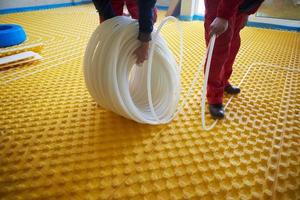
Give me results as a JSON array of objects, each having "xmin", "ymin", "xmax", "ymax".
[
  {"xmin": 201, "ymin": 35, "xmax": 217, "ymax": 131},
  {"xmin": 83, "ymin": 16, "xmax": 219, "ymax": 129},
  {"xmin": 84, "ymin": 16, "xmax": 182, "ymax": 124}
]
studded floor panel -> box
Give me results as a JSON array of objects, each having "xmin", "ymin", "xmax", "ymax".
[{"xmin": 0, "ymin": 4, "xmax": 300, "ymax": 200}]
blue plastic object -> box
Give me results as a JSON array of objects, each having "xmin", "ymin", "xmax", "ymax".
[{"xmin": 0, "ymin": 24, "xmax": 27, "ymax": 48}]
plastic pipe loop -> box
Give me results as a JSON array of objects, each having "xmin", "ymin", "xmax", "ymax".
[
  {"xmin": 84, "ymin": 16, "xmax": 219, "ymax": 130},
  {"xmin": 84, "ymin": 16, "xmax": 182, "ymax": 124}
]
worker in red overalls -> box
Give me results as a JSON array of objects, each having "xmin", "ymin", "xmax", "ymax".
[{"xmin": 204, "ymin": 0, "xmax": 264, "ymax": 119}]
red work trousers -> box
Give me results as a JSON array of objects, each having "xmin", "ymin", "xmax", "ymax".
[
  {"xmin": 111, "ymin": 0, "xmax": 157, "ymax": 21},
  {"xmin": 204, "ymin": 1, "xmax": 247, "ymax": 104}
]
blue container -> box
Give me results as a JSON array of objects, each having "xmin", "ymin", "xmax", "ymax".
[{"xmin": 0, "ymin": 24, "xmax": 27, "ymax": 47}]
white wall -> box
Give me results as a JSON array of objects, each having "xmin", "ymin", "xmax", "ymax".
[
  {"xmin": 179, "ymin": 0, "xmax": 299, "ymax": 29},
  {"xmin": 180, "ymin": 0, "xmax": 205, "ymax": 18},
  {"xmin": 0, "ymin": 0, "xmax": 90, "ymax": 10},
  {"xmin": 180, "ymin": 0, "xmax": 195, "ymax": 17},
  {"xmin": 194, "ymin": 0, "xmax": 205, "ymax": 16}
]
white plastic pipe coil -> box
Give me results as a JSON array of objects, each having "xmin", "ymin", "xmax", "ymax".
[
  {"xmin": 84, "ymin": 16, "xmax": 226, "ymax": 131},
  {"xmin": 84, "ymin": 16, "xmax": 182, "ymax": 125}
]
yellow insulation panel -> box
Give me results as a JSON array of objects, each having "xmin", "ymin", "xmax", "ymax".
[{"xmin": 0, "ymin": 4, "xmax": 299, "ymax": 200}]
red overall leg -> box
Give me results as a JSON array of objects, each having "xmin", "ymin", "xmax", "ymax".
[
  {"xmin": 204, "ymin": 0, "xmax": 236, "ymax": 105},
  {"xmin": 111, "ymin": 0, "xmax": 125, "ymax": 16},
  {"xmin": 125, "ymin": 0, "xmax": 139, "ymax": 19},
  {"xmin": 221, "ymin": 13, "xmax": 247, "ymax": 87}
]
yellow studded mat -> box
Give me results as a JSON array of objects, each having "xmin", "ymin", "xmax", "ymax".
[{"xmin": 0, "ymin": 4, "xmax": 299, "ymax": 200}]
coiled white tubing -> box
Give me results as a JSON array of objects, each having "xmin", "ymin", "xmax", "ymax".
[
  {"xmin": 84, "ymin": 16, "xmax": 183, "ymax": 125},
  {"xmin": 84, "ymin": 16, "xmax": 220, "ymax": 129}
]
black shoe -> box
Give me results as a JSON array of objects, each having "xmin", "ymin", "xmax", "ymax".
[
  {"xmin": 209, "ymin": 104, "xmax": 225, "ymax": 119},
  {"xmin": 224, "ymin": 85, "xmax": 240, "ymax": 94}
]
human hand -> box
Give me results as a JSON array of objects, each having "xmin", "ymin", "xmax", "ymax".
[
  {"xmin": 210, "ymin": 17, "xmax": 229, "ymax": 37},
  {"xmin": 134, "ymin": 42, "xmax": 149, "ymax": 65}
]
